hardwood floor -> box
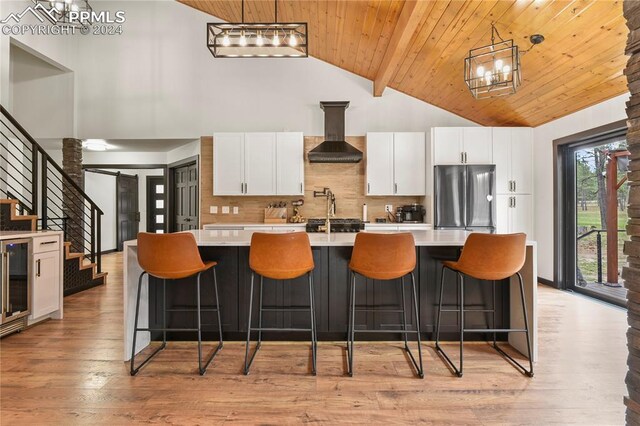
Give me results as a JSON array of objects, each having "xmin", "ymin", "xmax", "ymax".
[{"xmin": 0, "ymin": 253, "xmax": 627, "ymax": 424}]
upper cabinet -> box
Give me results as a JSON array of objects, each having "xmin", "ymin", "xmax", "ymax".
[
  {"xmin": 276, "ymin": 132, "xmax": 305, "ymax": 196},
  {"xmin": 492, "ymin": 127, "xmax": 533, "ymax": 194},
  {"xmin": 213, "ymin": 132, "xmax": 304, "ymax": 196},
  {"xmin": 366, "ymin": 132, "xmax": 426, "ymax": 196},
  {"xmin": 433, "ymin": 127, "xmax": 492, "ymax": 165},
  {"xmin": 213, "ymin": 133, "xmax": 245, "ymax": 195}
]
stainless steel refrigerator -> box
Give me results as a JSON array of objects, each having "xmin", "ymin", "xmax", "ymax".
[{"xmin": 434, "ymin": 165, "xmax": 496, "ymax": 232}]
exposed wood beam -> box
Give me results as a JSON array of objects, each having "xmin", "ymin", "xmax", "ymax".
[{"xmin": 373, "ymin": 0, "xmax": 423, "ymax": 97}]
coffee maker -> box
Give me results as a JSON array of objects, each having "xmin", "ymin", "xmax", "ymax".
[{"xmin": 397, "ymin": 204, "xmax": 426, "ymax": 223}]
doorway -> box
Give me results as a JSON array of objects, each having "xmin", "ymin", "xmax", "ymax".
[
  {"xmin": 116, "ymin": 173, "xmax": 139, "ymax": 251},
  {"xmin": 170, "ymin": 161, "xmax": 199, "ymax": 232},
  {"xmin": 556, "ymin": 122, "xmax": 629, "ymax": 306},
  {"xmin": 146, "ymin": 176, "xmax": 166, "ymax": 233}
]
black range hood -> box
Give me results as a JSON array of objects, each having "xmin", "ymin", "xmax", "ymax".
[{"xmin": 308, "ymin": 101, "xmax": 363, "ymax": 163}]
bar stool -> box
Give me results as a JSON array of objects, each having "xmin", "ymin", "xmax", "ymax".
[
  {"xmin": 434, "ymin": 232, "xmax": 533, "ymax": 377},
  {"xmin": 347, "ymin": 232, "xmax": 424, "ymax": 378},
  {"xmin": 244, "ymin": 232, "xmax": 317, "ymax": 375},
  {"xmin": 130, "ymin": 232, "xmax": 223, "ymax": 376}
]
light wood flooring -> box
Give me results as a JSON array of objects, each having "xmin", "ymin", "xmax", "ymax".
[{"xmin": 0, "ymin": 253, "xmax": 628, "ymax": 424}]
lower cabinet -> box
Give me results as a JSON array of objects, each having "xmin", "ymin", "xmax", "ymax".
[
  {"xmin": 496, "ymin": 194, "xmax": 534, "ymax": 237},
  {"xmin": 31, "ymin": 250, "xmax": 61, "ymax": 319}
]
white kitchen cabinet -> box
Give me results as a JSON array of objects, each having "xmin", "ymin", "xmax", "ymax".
[
  {"xmin": 432, "ymin": 128, "xmax": 462, "ymax": 165},
  {"xmin": 432, "ymin": 127, "xmax": 492, "ymax": 165},
  {"xmin": 462, "ymin": 127, "xmax": 493, "ymax": 164},
  {"xmin": 31, "ymin": 250, "xmax": 61, "ymax": 319},
  {"xmin": 276, "ymin": 132, "xmax": 304, "ymax": 195},
  {"xmin": 30, "ymin": 234, "xmax": 62, "ymax": 321},
  {"xmin": 365, "ymin": 132, "xmax": 394, "ymax": 195},
  {"xmin": 244, "ymin": 133, "xmax": 276, "ymax": 195},
  {"xmin": 365, "ymin": 132, "xmax": 426, "ymax": 196},
  {"xmin": 213, "ymin": 132, "xmax": 304, "ymax": 196},
  {"xmin": 496, "ymin": 194, "xmax": 533, "ymax": 237},
  {"xmin": 213, "ymin": 133, "xmax": 245, "ymax": 195},
  {"xmin": 394, "ymin": 132, "xmax": 426, "ymax": 195},
  {"xmin": 492, "ymin": 127, "xmax": 533, "ymax": 194}
]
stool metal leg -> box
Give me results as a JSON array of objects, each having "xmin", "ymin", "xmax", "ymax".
[
  {"xmin": 131, "ymin": 271, "xmax": 166, "ymax": 376},
  {"xmin": 244, "ymin": 272, "xmax": 257, "ymax": 375},
  {"xmin": 308, "ymin": 272, "xmax": 317, "ymax": 375},
  {"xmin": 492, "ymin": 272, "xmax": 534, "ymax": 377},
  {"xmin": 257, "ymin": 275, "xmax": 264, "ymax": 350},
  {"xmin": 434, "ymin": 268, "xmax": 464, "ymax": 377},
  {"xmin": 213, "ymin": 267, "xmax": 224, "ymax": 350},
  {"xmin": 435, "ymin": 265, "xmax": 446, "ymax": 350},
  {"xmin": 459, "ymin": 273, "xmax": 465, "ymax": 377},
  {"xmin": 408, "ymin": 272, "xmax": 424, "ymax": 378},
  {"xmin": 400, "ymin": 276, "xmax": 409, "ymax": 351},
  {"xmin": 346, "ymin": 271, "xmax": 356, "ymax": 376}
]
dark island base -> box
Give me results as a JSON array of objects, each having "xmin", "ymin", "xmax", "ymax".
[{"xmin": 148, "ymin": 246, "xmax": 510, "ymax": 342}]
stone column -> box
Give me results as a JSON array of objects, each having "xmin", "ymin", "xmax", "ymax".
[
  {"xmin": 624, "ymin": 1, "xmax": 640, "ymax": 424},
  {"xmin": 62, "ymin": 138, "xmax": 84, "ymax": 253}
]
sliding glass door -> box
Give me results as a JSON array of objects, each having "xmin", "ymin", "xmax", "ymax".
[{"xmin": 560, "ymin": 129, "xmax": 628, "ymax": 306}]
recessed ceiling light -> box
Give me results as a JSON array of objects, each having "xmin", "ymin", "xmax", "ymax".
[{"xmin": 82, "ymin": 139, "xmax": 108, "ymax": 151}]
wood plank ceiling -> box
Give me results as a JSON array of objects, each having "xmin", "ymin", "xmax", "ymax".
[{"xmin": 180, "ymin": 0, "xmax": 628, "ymax": 127}]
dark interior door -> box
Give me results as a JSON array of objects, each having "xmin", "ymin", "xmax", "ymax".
[
  {"xmin": 173, "ymin": 163, "xmax": 198, "ymax": 231},
  {"xmin": 146, "ymin": 176, "xmax": 166, "ymax": 233},
  {"xmin": 116, "ymin": 173, "xmax": 139, "ymax": 251}
]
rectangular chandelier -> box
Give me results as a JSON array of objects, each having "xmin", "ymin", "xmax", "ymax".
[
  {"xmin": 464, "ymin": 39, "xmax": 521, "ymax": 99},
  {"xmin": 207, "ymin": 23, "xmax": 308, "ymax": 58}
]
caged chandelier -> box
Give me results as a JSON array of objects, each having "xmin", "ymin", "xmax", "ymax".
[
  {"xmin": 207, "ymin": 0, "xmax": 307, "ymax": 58},
  {"xmin": 33, "ymin": 0, "xmax": 92, "ymax": 28},
  {"xmin": 464, "ymin": 23, "xmax": 544, "ymax": 99}
]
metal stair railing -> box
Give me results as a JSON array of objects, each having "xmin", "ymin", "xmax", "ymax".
[{"xmin": 0, "ymin": 104, "xmax": 103, "ymax": 272}]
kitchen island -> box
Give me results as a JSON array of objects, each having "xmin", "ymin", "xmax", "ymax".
[{"xmin": 123, "ymin": 230, "xmax": 537, "ymax": 362}]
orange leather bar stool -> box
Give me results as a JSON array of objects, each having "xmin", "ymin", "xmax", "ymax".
[
  {"xmin": 244, "ymin": 232, "xmax": 316, "ymax": 375},
  {"xmin": 347, "ymin": 232, "xmax": 424, "ymax": 378},
  {"xmin": 130, "ymin": 232, "xmax": 223, "ymax": 376},
  {"xmin": 434, "ymin": 233, "xmax": 533, "ymax": 377}
]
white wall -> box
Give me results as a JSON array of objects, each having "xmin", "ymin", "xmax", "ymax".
[
  {"xmin": 10, "ymin": 44, "xmax": 73, "ymax": 139},
  {"xmin": 84, "ymin": 171, "xmax": 116, "ymax": 251},
  {"xmin": 73, "ymin": 1, "xmax": 475, "ymax": 140},
  {"xmin": 533, "ymin": 94, "xmax": 629, "ymax": 281}
]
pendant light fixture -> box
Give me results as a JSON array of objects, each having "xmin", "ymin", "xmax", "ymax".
[
  {"xmin": 34, "ymin": 0, "xmax": 92, "ymax": 28},
  {"xmin": 207, "ymin": 0, "xmax": 308, "ymax": 58},
  {"xmin": 464, "ymin": 23, "xmax": 544, "ymax": 99}
]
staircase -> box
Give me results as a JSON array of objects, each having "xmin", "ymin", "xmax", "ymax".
[{"xmin": 0, "ymin": 106, "xmax": 107, "ymax": 295}]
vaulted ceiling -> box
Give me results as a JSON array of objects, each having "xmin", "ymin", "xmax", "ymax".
[{"xmin": 179, "ymin": 0, "xmax": 628, "ymax": 127}]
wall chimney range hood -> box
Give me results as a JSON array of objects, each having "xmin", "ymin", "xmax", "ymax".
[{"xmin": 308, "ymin": 101, "xmax": 363, "ymax": 163}]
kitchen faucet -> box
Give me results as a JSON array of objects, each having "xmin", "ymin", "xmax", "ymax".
[{"xmin": 313, "ymin": 187, "xmax": 335, "ymax": 234}]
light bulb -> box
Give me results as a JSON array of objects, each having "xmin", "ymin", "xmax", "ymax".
[
  {"xmin": 502, "ymin": 64, "xmax": 511, "ymax": 79},
  {"xmin": 484, "ymin": 71, "xmax": 492, "ymax": 84},
  {"xmin": 272, "ymin": 31, "xmax": 280, "ymax": 46},
  {"xmin": 476, "ymin": 66, "xmax": 485, "ymax": 78},
  {"xmin": 221, "ymin": 32, "xmax": 231, "ymax": 47},
  {"xmin": 239, "ymin": 31, "xmax": 247, "ymax": 47},
  {"xmin": 288, "ymin": 31, "xmax": 298, "ymax": 47},
  {"xmin": 256, "ymin": 31, "xmax": 264, "ymax": 47},
  {"xmin": 494, "ymin": 59, "xmax": 503, "ymax": 71}
]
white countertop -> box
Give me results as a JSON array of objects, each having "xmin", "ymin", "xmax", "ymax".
[
  {"xmin": 0, "ymin": 230, "xmax": 63, "ymax": 240},
  {"xmin": 124, "ymin": 229, "xmax": 535, "ymax": 248},
  {"xmin": 203, "ymin": 223, "xmax": 306, "ymax": 228}
]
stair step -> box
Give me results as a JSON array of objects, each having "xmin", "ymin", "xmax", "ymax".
[{"xmin": 0, "ymin": 199, "xmax": 37, "ymax": 231}]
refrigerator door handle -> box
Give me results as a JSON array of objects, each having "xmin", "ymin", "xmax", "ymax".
[{"xmin": 513, "ymin": 180, "xmax": 516, "ymax": 192}]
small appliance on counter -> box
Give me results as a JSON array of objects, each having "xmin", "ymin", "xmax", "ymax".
[
  {"xmin": 306, "ymin": 218, "xmax": 364, "ymax": 233},
  {"xmin": 396, "ymin": 204, "xmax": 426, "ymax": 223}
]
